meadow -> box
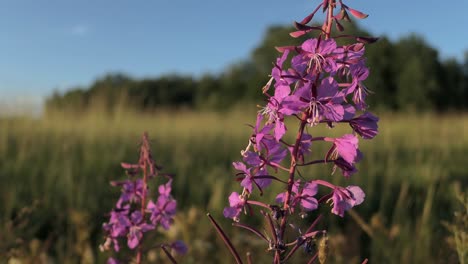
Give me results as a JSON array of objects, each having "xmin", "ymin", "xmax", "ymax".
[{"xmin": 0, "ymin": 108, "xmax": 467, "ymax": 263}]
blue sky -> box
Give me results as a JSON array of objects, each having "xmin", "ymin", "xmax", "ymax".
[{"xmin": 0, "ymin": 0, "xmax": 467, "ymax": 106}]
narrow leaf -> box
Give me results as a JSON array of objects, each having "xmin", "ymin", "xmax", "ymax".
[
  {"xmin": 233, "ymin": 222, "xmax": 269, "ymax": 242},
  {"xmin": 160, "ymin": 246, "xmax": 178, "ymax": 264}
]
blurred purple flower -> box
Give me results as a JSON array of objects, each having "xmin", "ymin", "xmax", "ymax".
[
  {"xmin": 171, "ymin": 240, "xmax": 188, "ymax": 255},
  {"xmin": 330, "ymin": 185, "xmax": 365, "ymax": 217},
  {"xmin": 127, "ymin": 211, "xmax": 154, "ymax": 249},
  {"xmin": 104, "ymin": 208, "xmax": 131, "ymax": 237},
  {"xmin": 147, "ymin": 194, "xmax": 177, "ymax": 230},
  {"xmin": 158, "ymin": 179, "xmax": 173, "ymax": 197},
  {"xmin": 107, "ymin": 257, "xmax": 120, "ymax": 264},
  {"xmin": 111, "ymin": 179, "xmax": 144, "ymax": 208}
]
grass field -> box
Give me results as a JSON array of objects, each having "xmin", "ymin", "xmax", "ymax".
[{"xmin": 0, "ymin": 109, "xmax": 467, "ymax": 263}]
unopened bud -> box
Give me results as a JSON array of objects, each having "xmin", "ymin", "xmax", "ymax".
[{"xmin": 318, "ymin": 235, "xmax": 328, "ymax": 264}]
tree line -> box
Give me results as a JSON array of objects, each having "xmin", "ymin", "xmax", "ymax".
[{"xmin": 45, "ymin": 23, "xmax": 468, "ymax": 113}]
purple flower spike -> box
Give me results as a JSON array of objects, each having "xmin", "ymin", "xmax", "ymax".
[
  {"xmin": 223, "ymin": 192, "xmax": 246, "ymax": 221},
  {"xmin": 102, "ymin": 133, "xmax": 184, "ymax": 259},
  {"xmin": 221, "ymin": 3, "xmax": 379, "ymax": 260},
  {"xmin": 350, "ymin": 112, "xmax": 379, "ymax": 139},
  {"xmin": 330, "ymin": 185, "xmax": 365, "ymax": 217}
]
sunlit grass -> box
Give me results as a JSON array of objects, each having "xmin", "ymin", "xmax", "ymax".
[{"xmin": 0, "ymin": 109, "xmax": 466, "ymax": 263}]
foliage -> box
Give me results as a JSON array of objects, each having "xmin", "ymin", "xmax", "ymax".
[{"xmin": 45, "ymin": 23, "xmax": 468, "ymax": 113}]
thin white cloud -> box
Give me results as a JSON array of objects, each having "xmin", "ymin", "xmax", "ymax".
[{"xmin": 70, "ymin": 24, "xmax": 90, "ymax": 36}]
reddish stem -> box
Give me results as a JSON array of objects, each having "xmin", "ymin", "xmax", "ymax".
[
  {"xmin": 136, "ymin": 134, "xmax": 149, "ymax": 264},
  {"xmin": 273, "ymin": 112, "xmax": 308, "ymax": 263},
  {"xmin": 325, "ymin": 0, "xmax": 336, "ymax": 39},
  {"xmin": 161, "ymin": 245, "xmax": 178, "ymax": 264},
  {"xmin": 207, "ymin": 213, "xmax": 244, "ymax": 264}
]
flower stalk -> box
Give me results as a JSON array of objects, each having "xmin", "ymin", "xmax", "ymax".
[
  {"xmin": 100, "ymin": 132, "xmax": 186, "ymax": 263},
  {"xmin": 218, "ymin": 0, "xmax": 379, "ymax": 262}
]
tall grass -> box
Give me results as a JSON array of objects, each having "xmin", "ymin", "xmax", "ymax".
[{"xmin": 0, "ymin": 109, "xmax": 466, "ymax": 263}]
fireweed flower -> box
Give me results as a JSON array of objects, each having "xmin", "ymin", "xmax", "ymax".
[
  {"xmin": 349, "ymin": 112, "xmax": 379, "ymax": 139},
  {"xmin": 244, "ymin": 139, "xmax": 287, "ymax": 170},
  {"xmin": 111, "ymin": 179, "xmax": 144, "ymax": 208},
  {"xmin": 261, "ymin": 84, "xmax": 291, "ymax": 141},
  {"xmin": 101, "ymin": 205, "xmax": 132, "ymax": 252},
  {"xmin": 101, "ymin": 133, "xmax": 185, "ymax": 263},
  {"xmin": 288, "ymin": 133, "xmax": 313, "ymax": 163},
  {"xmin": 147, "ymin": 192, "xmax": 177, "ymax": 230},
  {"xmin": 127, "ymin": 211, "xmax": 154, "ymax": 249},
  {"xmin": 333, "ymin": 156, "xmax": 360, "ymax": 178},
  {"xmin": 233, "ymin": 161, "xmax": 272, "ymax": 193},
  {"xmin": 223, "ymin": 192, "xmax": 247, "ymax": 221},
  {"xmin": 276, "ymin": 180, "xmax": 318, "ymax": 213},
  {"xmin": 345, "ymin": 62, "xmax": 372, "ymax": 109},
  {"xmin": 325, "ymin": 134, "xmax": 360, "ymax": 164},
  {"xmin": 216, "ymin": 1, "xmax": 379, "ymax": 263},
  {"xmin": 250, "ymin": 114, "xmax": 275, "ymax": 152},
  {"xmin": 329, "ymin": 185, "xmax": 365, "ymax": 217},
  {"xmin": 283, "ymin": 77, "xmax": 348, "ymax": 125},
  {"xmin": 291, "ymin": 38, "xmax": 339, "ymax": 74},
  {"xmin": 335, "ymin": 43, "xmax": 365, "ymax": 75}
]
